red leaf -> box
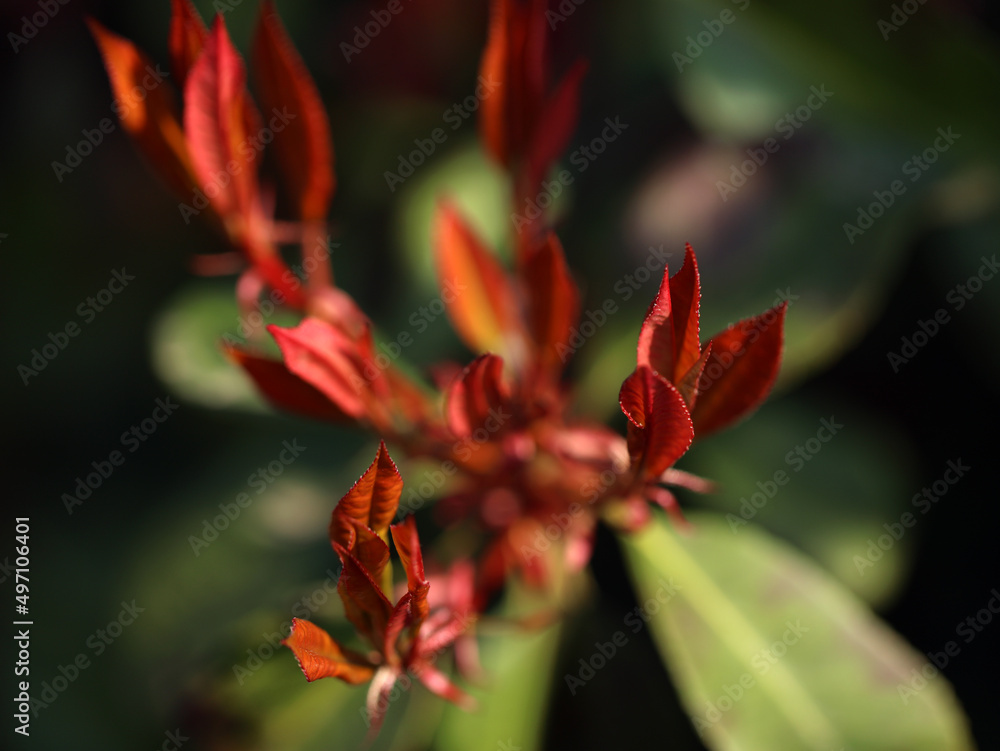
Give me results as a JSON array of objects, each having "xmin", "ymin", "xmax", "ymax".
[
  {"xmin": 268, "ymin": 318, "xmax": 368, "ymax": 419},
  {"xmin": 444, "ymin": 353, "xmax": 510, "ymax": 439},
  {"xmin": 692, "ymin": 302, "xmax": 786, "ymax": 436},
  {"xmin": 184, "ymin": 17, "xmax": 261, "ymax": 222},
  {"xmin": 521, "ymin": 59, "xmax": 587, "ymax": 207},
  {"xmin": 636, "ymin": 263, "xmax": 675, "ymax": 379},
  {"xmin": 223, "ymin": 344, "xmax": 352, "ymax": 422},
  {"xmin": 434, "ymin": 202, "xmax": 524, "ymax": 356},
  {"xmin": 336, "ymin": 545, "xmax": 394, "ymax": 646},
  {"xmin": 636, "ymin": 246, "xmax": 702, "ymax": 388},
  {"xmin": 416, "ymin": 663, "xmax": 476, "ymax": 711},
  {"xmin": 479, "ymin": 0, "xmax": 514, "ymax": 166},
  {"xmin": 523, "ymin": 233, "xmax": 580, "ymax": 374},
  {"xmin": 87, "ymin": 19, "xmax": 197, "ymax": 201},
  {"xmin": 330, "ymin": 441, "xmax": 404, "ymax": 549},
  {"xmin": 252, "ymin": 0, "xmax": 335, "ymax": 221},
  {"xmin": 619, "ymin": 367, "xmax": 694, "ymax": 480},
  {"xmin": 167, "ymin": 0, "xmax": 207, "ymax": 90},
  {"xmin": 282, "ymin": 618, "xmax": 375, "ymax": 684},
  {"xmin": 390, "ymin": 516, "xmax": 430, "ymax": 627},
  {"xmin": 668, "ymin": 244, "xmax": 702, "ymax": 379}
]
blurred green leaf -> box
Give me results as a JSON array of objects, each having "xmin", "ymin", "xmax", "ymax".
[
  {"xmin": 683, "ymin": 397, "xmax": 916, "ymax": 606},
  {"xmin": 620, "ymin": 511, "xmax": 975, "ymax": 751},
  {"xmin": 435, "ymin": 622, "xmax": 562, "ymax": 751}
]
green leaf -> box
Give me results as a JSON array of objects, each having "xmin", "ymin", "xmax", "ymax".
[
  {"xmin": 434, "ymin": 621, "xmax": 562, "ymax": 751},
  {"xmin": 619, "ymin": 511, "xmax": 976, "ymax": 751}
]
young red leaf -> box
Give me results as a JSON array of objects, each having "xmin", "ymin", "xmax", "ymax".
[
  {"xmin": 417, "ymin": 663, "xmax": 476, "ymax": 711},
  {"xmin": 636, "ymin": 263, "xmax": 675, "ymax": 380},
  {"xmin": 167, "ymin": 0, "xmax": 207, "ymax": 89},
  {"xmin": 636, "ymin": 245, "xmax": 701, "ymax": 387},
  {"xmin": 87, "ymin": 19, "xmax": 197, "ymax": 201},
  {"xmin": 390, "ymin": 516, "xmax": 430, "ymax": 627},
  {"xmin": 329, "ymin": 441, "xmax": 404, "ymax": 549},
  {"xmin": 619, "ymin": 367, "xmax": 695, "ymax": 481},
  {"xmin": 523, "ymin": 233, "xmax": 580, "ymax": 374},
  {"xmin": 184, "ymin": 17, "xmax": 261, "ymax": 223},
  {"xmin": 479, "ymin": 0, "xmax": 514, "ymax": 166},
  {"xmin": 434, "ymin": 202, "xmax": 524, "ymax": 356},
  {"xmin": 692, "ymin": 302, "xmax": 787, "ymax": 436},
  {"xmin": 223, "ymin": 343, "xmax": 354, "ymax": 422},
  {"xmin": 268, "ymin": 318, "xmax": 368, "ymax": 419},
  {"xmin": 444, "ymin": 353, "xmax": 510, "ymax": 439},
  {"xmin": 283, "ymin": 617, "xmax": 375, "ymax": 684},
  {"xmin": 520, "ymin": 59, "xmax": 587, "ymax": 210},
  {"xmin": 336, "ymin": 546, "xmax": 394, "ymax": 646},
  {"xmin": 668, "ymin": 244, "xmax": 702, "ymax": 379},
  {"xmin": 252, "ymin": 0, "xmax": 335, "ymax": 222}
]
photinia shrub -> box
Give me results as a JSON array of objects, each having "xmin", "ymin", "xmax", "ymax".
[{"xmin": 90, "ymin": 1, "xmax": 976, "ymax": 749}]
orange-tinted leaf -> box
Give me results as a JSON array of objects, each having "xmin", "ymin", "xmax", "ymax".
[
  {"xmin": 390, "ymin": 516, "xmax": 430, "ymax": 627},
  {"xmin": 87, "ymin": 19, "xmax": 196, "ymax": 201},
  {"xmin": 283, "ymin": 617, "xmax": 375, "ymax": 684},
  {"xmin": 349, "ymin": 521, "xmax": 392, "ymax": 584},
  {"xmin": 223, "ymin": 344, "xmax": 353, "ymax": 422},
  {"xmin": 444, "ymin": 353, "xmax": 510, "ymax": 439},
  {"xmin": 620, "ymin": 367, "xmax": 694, "ymax": 480},
  {"xmin": 479, "ymin": 0, "xmax": 513, "ymax": 166},
  {"xmin": 336, "ymin": 545, "xmax": 394, "ymax": 646},
  {"xmin": 434, "ymin": 202, "xmax": 523, "ymax": 356},
  {"xmin": 330, "ymin": 441, "xmax": 404, "ymax": 550},
  {"xmin": 184, "ymin": 17, "xmax": 261, "ymax": 222},
  {"xmin": 252, "ymin": 0, "xmax": 335, "ymax": 221},
  {"xmin": 692, "ymin": 302, "xmax": 786, "ymax": 436},
  {"xmin": 167, "ymin": 0, "xmax": 207, "ymax": 89},
  {"xmin": 524, "ymin": 233, "xmax": 580, "ymax": 374},
  {"xmin": 268, "ymin": 318, "xmax": 367, "ymax": 419}
]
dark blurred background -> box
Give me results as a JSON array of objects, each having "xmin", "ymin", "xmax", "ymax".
[{"xmin": 2, "ymin": 0, "xmax": 999, "ymax": 748}]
